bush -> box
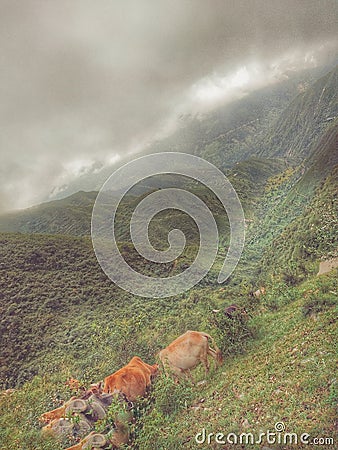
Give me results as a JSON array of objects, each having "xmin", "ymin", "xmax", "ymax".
[
  {"xmin": 132, "ymin": 374, "xmax": 194, "ymax": 449},
  {"xmin": 301, "ymin": 293, "xmax": 336, "ymax": 317},
  {"xmin": 262, "ymin": 282, "xmax": 298, "ymax": 311},
  {"xmin": 209, "ymin": 310, "xmax": 254, "ymax": 356}
]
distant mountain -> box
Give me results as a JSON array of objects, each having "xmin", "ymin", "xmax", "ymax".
[
  {"xmin": 0, "ymin": 191, "xmax": 96, "ymax": 236},
  {"xmin": 259, "ymin": 65, "xmax": 337, "ymax": 159},
  {"xmin": 0, "ymin": 157, "xmax": 288, "ymax": 237},
  {"xmin": 48, "ymin": 64, "xmax": 334, "ymax": 201}
]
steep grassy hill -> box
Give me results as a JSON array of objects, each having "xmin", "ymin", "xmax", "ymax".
[
  {"xmin": 259, "ymin": 65, "xmax": 337, "ymax": 159},
  {"xmin": 0, "ymin": 270, "xmax": 336, "ymax": 449},
  {"xmin": 234, "ymin": 121, "xmax": 338, "ymax": 284},
  {"xmin": 0, "ymin": 191, "xmax": 96, "ymax": 236},
  {"xmin": 261, "ymin": 165, "xmax": 338, "ymax": 283},
  {"xmin": 0, "ymin": 65, "xmax": 337, "ymax": 450}
]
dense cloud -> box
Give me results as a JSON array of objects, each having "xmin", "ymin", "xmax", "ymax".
[{"xmin": 0, "ymin": 0, "xmax": 337, "ymax": 210}]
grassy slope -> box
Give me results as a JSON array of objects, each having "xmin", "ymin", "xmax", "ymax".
[
  {"xmin": 237, "ymin": 122, "xmax": 338, "ymax": 285},
  {"xmin": 135, "ymin": 271, "xmax": 338, "ymax": 450},
  {"xmin": 0, "ymin": 270, "xmax": 336, "ymax": 450},
  {"xmin": 259, "ymin": 65, "xmax": 337, "ymax": 160},
  {"xmin": 0, "ymin": 232, "xmax": 195, "ymax": 387},
  {"xmin": 261, "ymin": 165, "xmax": 338, "ymax": 283},
  {"xmin": 0, "ymin": 67, "xmax": 337, "ymax": 449},
  {"xmin": 0, "ymin": 191, "xmax": 96, "ymax": 236}
]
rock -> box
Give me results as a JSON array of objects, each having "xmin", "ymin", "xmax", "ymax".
[{"xmin": 317, "ymin": 257, "xmax": 338, "ymax": 275}]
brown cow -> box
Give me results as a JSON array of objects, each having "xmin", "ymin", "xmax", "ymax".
[
  {"xmin": 158, "ymin": 330, "xmax": 222, "ymax": 383},
  {"xmin": 103, "ymin": 356, "xmax": 158, "ymax": 401},
  {"xmin": 39, "ymin": 397, "xmax": 77, "ymax": 424}
]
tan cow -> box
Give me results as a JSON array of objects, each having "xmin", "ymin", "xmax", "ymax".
[
  {"xmin": 158, "ymin": 330, "xmax": 223, "ymax": 383},
  {"xmin": 103, "ymin": 356, "xmax": 158, "ymax": 401},
  {"xmin": 39, "ymin": 397, "xmax": 77, "ymax": 424},
  {"xmin": 39, "ymin": 383, "xmax": 103, "ymax": 424}
]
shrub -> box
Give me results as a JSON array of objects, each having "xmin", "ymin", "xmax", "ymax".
[
  {"xmin": 132, "ymin": 374, "xmax": 194, "ymax": 450},
  {"xmin": 301, "ymin": 293, "xmax": 336, "ymax": 317},
  {"xmin": 209, "ymin": 310, "xmax": 254, "ymax": 356}
]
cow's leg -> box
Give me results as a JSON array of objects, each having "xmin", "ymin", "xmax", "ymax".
[
  {"xmin": 200, "ymin": 345, "xmax": 210, "ymax": 378},
  {"xmin": 183, "ymin": 369, "xmax": 195, "ymax": 385},
  {"xmin": 171, "ymin": 366, "xmax": 184, "ymax": 384},
  {"xmin": 204, "ymin": 356, "xmax": 210, "ymax": 377},
  {"xmin": 207, "ymin": 348, "xmax": 218, "ymax": 365}
]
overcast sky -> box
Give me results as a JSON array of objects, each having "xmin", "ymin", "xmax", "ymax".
[{"xmin": 0, "ymin": 0, "xmax": 337, "ymax": 211}]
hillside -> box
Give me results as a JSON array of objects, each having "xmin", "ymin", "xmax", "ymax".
[
  {"xmin": 0, "ymin": 65, "xmax": 337, "ymax": 450},
  {"xmin": 259, "ymin": 65, "xmax": 337, "ymax": 159},
  {"xmin": 0, "ymin": 158, "xmax": 288, "ymax": 238},
  {"xmin": 0, "ymin": 191, "xmax": 97, "ymax": 236},
  {"xmin": 233, "ymin": 121, "xmax": 338, "ymax": 284},
  {"xmin": 0, "ymin": 269, "xmax": 336, "ymax": 449},
  {"xmin": 0, "ymin": 231, "xmax": 197, "ymax": 387},
  {"xmin": 135, "ymin": 271, "xmax": 337, "ymax": 450},
  {"xmin": 261, "ymin": 165, "xmax": 338, "ymax": 283}
]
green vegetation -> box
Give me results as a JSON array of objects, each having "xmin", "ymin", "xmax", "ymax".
[
  {"xmin": 0, "ymin": 191, "xmax": 96, "ymax": 236},
  {"xmin": 0, "ymin": 66, "xmax": 337, "ymax": 449},
  {"xmin": 261, "ymin": 166, "xmax": 338, "ymax": 283},
  {"xmin": 259, "ymin": 65, "xmax": 338, "ymax": 159},
  {"xmin": 1, "ymin": 271, "xmax": 336, "ymax": 449}
]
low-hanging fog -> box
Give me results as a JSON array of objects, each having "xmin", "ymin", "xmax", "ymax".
[{"xmin": 0, "ymin": 0, "xmax": 337, "ymax": 211}]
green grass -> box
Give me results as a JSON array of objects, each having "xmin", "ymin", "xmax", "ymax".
[
  {"xmin": 261, "ymin": 165, "xmax": 338, "ymax": 283},
  {"xmin": 1, "ymin": 271, "xmax": 336, "ymax": 449},
  {"xmin": 134, "ymin": 271, "xmax": 338, "ymax": 449},
  {"xmin": 0, "ymin": 65, "xmax": 337, "ymax": 450}
]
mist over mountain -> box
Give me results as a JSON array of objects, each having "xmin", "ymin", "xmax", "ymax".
[
  {"xmin": 0, "ymin": 0, "xmax": 337, "ymax": 211},
  {"xmin": 0, "ymin": 5, "xmax": 337, "ymax": 449},
  {"xmin": 14, "ymin": 63, "xmax": 335, "ymax": 204},
  {"xmin": 1, "ymin": 66, "xmax": 336, "ymax": 238}
]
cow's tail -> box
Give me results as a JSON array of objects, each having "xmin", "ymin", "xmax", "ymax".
[{"xmin": 203, "ymin": 332, "xmax": 223, "ymax": 365}]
